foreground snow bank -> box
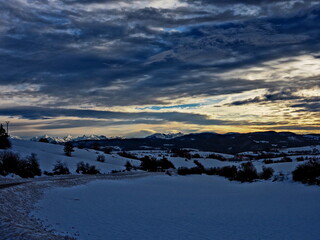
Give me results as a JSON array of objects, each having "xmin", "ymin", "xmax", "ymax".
[{"xmin": 32, "ymin": 175, "xmax": 320, "ymax": 240}]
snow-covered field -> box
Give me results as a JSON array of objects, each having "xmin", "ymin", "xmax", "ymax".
[
  {"xmin": 2, "ymin": 139, "xmax": 319, "ymax": 178},
  {"xmin": 3, "ymin": 139, "xmax": 141, "ymax": 174},
  {"xmin": 1, "ymin": 139, "xmax": 320, "ymax": 240},
  {"xmin": 32, "ymin": 175, "xmax": 320, "ymax": 240}
]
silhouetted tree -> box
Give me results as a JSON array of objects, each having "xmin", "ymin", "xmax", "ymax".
[
  {"xmin": 64, "ymin": 142, "xmax": 74, "ymax": 157},
  {"xmin": 0, "ymin": 124, "xmax": 11, "ymax": 149},
  {"xmin": 52, "ymin": 161, "xmax": 70, "ymax": 175},
  {"xmin": 125, "ymin": 161, "xmax": 133, "ymax": 171}
]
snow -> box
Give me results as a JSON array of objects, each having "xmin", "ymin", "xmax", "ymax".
[
  {"xmin": 146, "ymin": 132, "xmax": 184, "ymax": 139},
  {"xmin": 32, "ymin": 175, "xmax": 320, "ymax": 240},
  {"xmin": 281, "ymin": 145, "xmax": 320, "ymax": 153},
  {"xmin": 2, "ymin": 139, "xmax": 141, "ymax": 174},
  {"xmin": 2, "ymin": 139, "xmax": 318, "ymax": 179},
  {"xmin": 30, "ymin": 135, "xmax": 108, "ymax": 144},
  {"xmin": 1, "ymin": 139, "xmax": 320, "ymax": 240}
]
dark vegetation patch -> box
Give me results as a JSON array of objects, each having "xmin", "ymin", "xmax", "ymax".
[
  {"xmin": 292, "ymin": 160, "xmax": 320, "ymax": 185},
  {"xmin": 178, "ymin": 161, "xmax": 274, "ymax": 183},
  {"xmin": 0, "ymin": 152, "xmax": 41, "ymax": 178},
  {"xmin": 76, "ymin": 161, "xmax": 100, "ymax": 175}
]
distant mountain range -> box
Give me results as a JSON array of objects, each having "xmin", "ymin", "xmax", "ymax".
[
  {"xmin": 59, "ymin": 131, "xmax": 320, "ymax": 154},
  {"xmin": 30, "ymin": 134, "xmax": 108, "ymax": 144},
  {"xmin": 146, "ymin": 132, "xmax": 184, "ymax": 139},
  {"xmin": 30, "ymin": 132, "xmax": 185, "ymax": 143}
]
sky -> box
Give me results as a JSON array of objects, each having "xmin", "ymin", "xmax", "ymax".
[{"xmin": 0, "ymin": 0, "xmax": 319, "ymax": 138}]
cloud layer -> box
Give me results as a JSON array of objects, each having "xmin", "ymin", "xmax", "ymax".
[{"xmin": 0, "ymin": 0, "xmax": 319, "ymax": 136}]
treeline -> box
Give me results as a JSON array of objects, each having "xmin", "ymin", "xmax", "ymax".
[{"xmin": 178, "ymin": 160, "xmax": 274, "ymax": 182}]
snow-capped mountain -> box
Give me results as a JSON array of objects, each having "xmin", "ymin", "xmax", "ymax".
[
  {"xmin": 146, "ymin": 132, "xmax": 184, "ymax": 140},
  {"xmin": 30, "ymin": 134, "xmax": 108, "ymax": 144}
]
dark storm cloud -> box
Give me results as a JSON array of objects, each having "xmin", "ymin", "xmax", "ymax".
[
  {"xmin": 0, "ymin": 106, "xmax": 234, "ymax": 125},
  {"xmin": 229, "ymin": 89, "xmax": 301, "ymax": 106},
  {"xmin": 0, "ymin": 106, "xmax": 289, "ymax": 127},
  {"xmin": 0, "ymin": 0, "xmax": 319, "ymax": 108},
  {"xmin": 290, "ymin": 98, "xmax": 320, "ymax": 112}
]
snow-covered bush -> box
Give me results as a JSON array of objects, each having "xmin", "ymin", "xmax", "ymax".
[{"xmin": 52, "ymin": 161, "xmax": 70, "ymax": 175}]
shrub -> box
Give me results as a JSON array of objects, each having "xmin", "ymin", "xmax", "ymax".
[
  {"xmin": 140, "ymin": 156, "xmax": 175, "ymax": 172},
  {"xmin": 0, "ymin": 152, "xmax": 41, "ymax": 178},
  {"xmin": 158, "ymin": 156, "xmax": 175, "ymax": 169},
  {"xmin": 264, "ymin": 157, "xmax": 292, "ymax": 164},
  {"xmin": 102, "ymin": 147, "xmax": 112, "ymax": 154},
  {"xmin": 260, "ymin": 166, "xmax": 274, "ymax": 180},
  {"xmin": 118, "ymin": 151, "xmax": 140, "ymax": 160},
  {"xmin": 52, "ymin": 161, "xmax": 70, "ymax": 175},
  {"xmin": 76, "ymin": 161, "xmax": 100, "ymax": 174},
  {"xmin": 171, "ymin": 149, "xmax": 192, "ymax": 159},
  {"xmin": 77, "ymin": 143, "xmax": 86, "ymax": 149},
  {"xmin": 125, "ymin": 161, "xmax": 133, "ymax": 171},
  {"xmin": 43, "ymin": 171, "xmax": 54, "ymax": 176},
  {"xmin": 96, "ymin": 154, "xmax": 105, "ymax": 162},
  {"xmin": 292, "ymin": 160, "xmax": 320, "ymax": 185},
  {"xmin": 296, "ymin": 157, "xmax": 304, "ymax": 162},
  {"xmin": 234, "ymin": 162, "xmax": 259, "ymax": 182},
  {"xmin": 17, "ymin": 153, "xmax": 42, "ymax": 178},
  {"xmin": 92, "ymin": 142, "xmax": 101, "ymax": 150},
  {"xmin": 140, "ymin": 156, "xmax": 158, "ymax": 171},
  {"xmin": 217, "ymin": 166, "xmax": 238, "ymax": 179},
  {"xmin": 263, "ymin": 159, "xmax": 274, "ymax": 164},
  {"xmin": 64, "ymin": 142, "xmax": 74, "ymax": 157},
  {"xmin": 280, "ymin": 156, "xmax": 293, "ymax": 162},
  {"xmin": 0, "ymin": 151, "xmax": 20, "ymax": 175},
  {"xmin": 177, "ymin": 167, "xmax": 204, "ymax": 175},
  {"xmin": 39, "ymin": 138, "xmax": 49, "ymax": 143},
  {"xmin": 206, "ymin": 154, "xmax": 227, "ymax": 161},
  {"xmin": 192, "ymin": 153, "xmax": 202, "ymax": 158},
  {"xmin": 194, "ymin": 160, "xmax": 205, "ymax": 170}
]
